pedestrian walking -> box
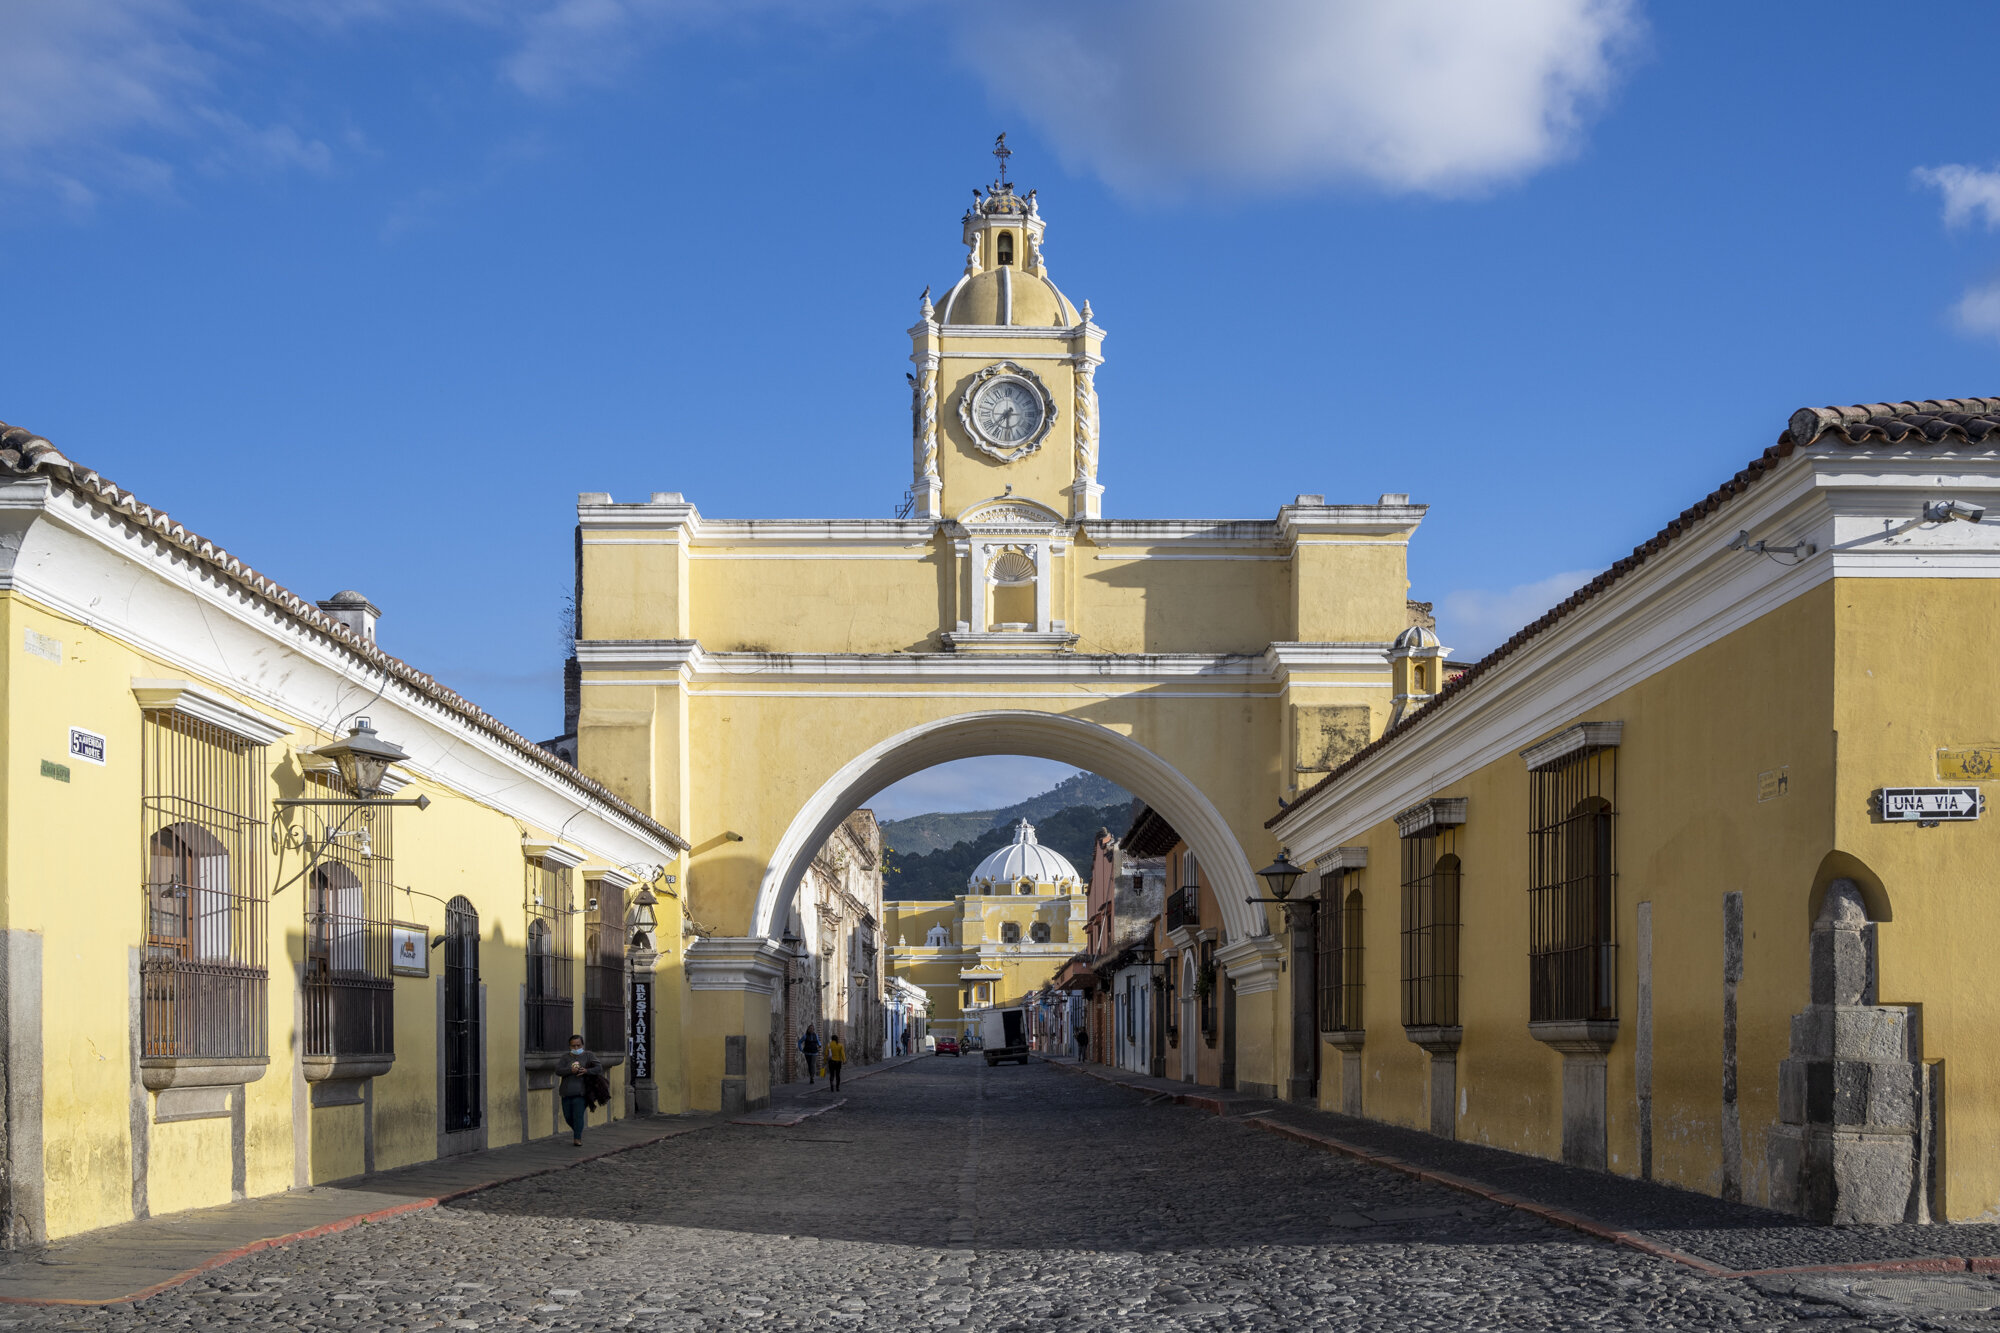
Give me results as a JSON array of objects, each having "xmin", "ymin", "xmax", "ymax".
[
  {"xmin": 799, "ymin": 1025, "xmax": 822, "ymax": 1083},
  {"xmin": 825, "ymin": 1032, "xmax": 846, "ymax": 1091},
  {"xmin": 560, "ymin": 1034, "xmax": 603, "ymax": 1147},
  {"xmin": 1074, "ymin": 1024, "xmax": 1089, "ymax": 1063}
]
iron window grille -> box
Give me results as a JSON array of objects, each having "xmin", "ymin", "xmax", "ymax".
[
  {"xmin": 583, "ymin": 880, "xmax": 626, "ymax": 1057},
  {"xmin": 1315, "ymin": 869, "xmax": 1364, "ymax": 1033},
  {"xmin": 1400, "ymin": 828, "xmax": 1461, "ymax": 1029},
  {"xmin": 1528, "ymin": 744, "xmax": 1618, "ymax": 1023},
  {"xmin": 525, "ymin": 856, "xmax": 574, "ymax": 1053},
  {"xmin": 300, "ymin": 772, "xmax": 395, "ymax": 1063},
  {"xmin": 1163, "ymin": 956, "xmax": 1179, "ymax": 1046},
  {"xmin": 141, "ymin": 709, "xmax": 269, "ymax": 1062},
  {"xmin": 443, "ymin": 895, "xmax": 482, "ymax": 1131}
]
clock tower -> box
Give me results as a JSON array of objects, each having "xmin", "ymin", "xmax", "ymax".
[{"xmin": 908, "ymin": 138, "xmax": 1105, "ymax": 523}]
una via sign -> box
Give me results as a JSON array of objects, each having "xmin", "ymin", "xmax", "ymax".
[{"xmin": 1880, "ymin": 787, "xmax": 1982, "ymax": 822}]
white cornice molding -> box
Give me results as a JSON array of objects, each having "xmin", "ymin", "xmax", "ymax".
[
  {"xmin": 131, "ymin": 678, "xmax": 293, "ymax": 746},
  {"xmin": 577, "ymin": 640, "xmax": 1323, "ymax": 685},
  {"xmin": 684, "ymin": 937, "xmax": 789, "ymax": 994},
  {"xmin": 1273, "ymin": 448, "xmax": 2000, "ymax": 861},
  {"xmin": 1264, "ymin": 643, "xmax": 1395, "ymax": 676},
  {"xmin": 522, "ymin": 839, "xmax": 587, "ymax": 870},
  {"xmin": 1394, "ymin": 798, "xmax": 1466, "ymax": 838},
  {"xmin": 1278, "ymin": 504, "xmax": 1427, "ymax": 541},
  {"xmin": 1215, "ymin": 936, "xmax": 1284, "ymax": 991},
  {"xmin": 6, "ymin": 486, "xmax": 678, "ymax": 864},
  {"xmin": 1315, "ymin": 846, "xmax": 1369, "ymax": 873},
  {"xmin": 1080, "ymin": 520, "xmax": 1281, "ymax": 545},
  {"xmin": 1521, "ymin": 721, "xmax": 1624, "ymax": 772},
  {"xmin": 586, "ymin": 866, "xmax": 640, "ymax": 891}
]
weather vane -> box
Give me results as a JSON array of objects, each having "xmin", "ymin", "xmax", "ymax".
[{"xmin": 993, "ymin": 132, "xmax": 1011, "ymax": 188}]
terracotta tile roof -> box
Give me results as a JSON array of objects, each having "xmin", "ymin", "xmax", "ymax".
[
  {"xmin": 0, "ymin": 422, "xmax": 687, "ymax": 852},
  {"xmin": 1269, "ymin": 396, "xmax": 2000, "ymax": 830},
  {"xmin": 1121, "ymin": 803, "xmax": 1181, "ymax": 858}
]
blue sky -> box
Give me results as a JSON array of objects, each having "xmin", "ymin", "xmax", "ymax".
[{"xmin": 8, "ymin": 1, "xmax": 2000, "ymax": 814}]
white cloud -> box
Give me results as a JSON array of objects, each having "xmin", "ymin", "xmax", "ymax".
[
  {"xmin": 0, "ymin": 0, "xmax": 337, "ymax": 206},
  {"xmin": 1437, "ymin": 568, "xmax": 1602, "ymax": 661},
  {"xmin": 957, "ymin": 0, "xmax": 1643, "ymax": 197},
  {"xmin": 1915, "ymin": 163, "xmax": 2000, "ymax": 230},
  {"xmin": 1950, "ymin": 278, "xmax": 2000, "ymax": 341}
]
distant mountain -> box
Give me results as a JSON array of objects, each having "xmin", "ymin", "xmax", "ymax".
[
  {"xmin": 884, "ymin": 800, "xmax": 1135, "ymax": 901},
  {"xmin": 879, "ymin": 771, "xmax": 1132, "ymax": 857}
]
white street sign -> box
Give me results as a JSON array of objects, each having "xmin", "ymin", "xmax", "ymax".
[{"xmin": 1880, "ymin": 787, "xmax": 1982, "ymax": 822}]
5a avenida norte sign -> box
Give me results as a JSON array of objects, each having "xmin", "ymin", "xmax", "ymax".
[{"xmin": 571, "ymin": 155, "xmax": 1430, "ymax": 1113}]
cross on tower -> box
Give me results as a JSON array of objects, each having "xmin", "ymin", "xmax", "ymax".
[{"xmin": 992, "ymin": 132, "xmax": 1011, "ymax": 188}]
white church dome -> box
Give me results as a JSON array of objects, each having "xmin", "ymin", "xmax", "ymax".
[{"xmin": 968, "ymin": 819, "xmax": 1082, "ymax": 892}]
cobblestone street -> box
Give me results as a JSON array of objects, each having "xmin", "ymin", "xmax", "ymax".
[{"xmin": 11, "ymin": 1059, "xmax": 2000, "ymax": 1331}]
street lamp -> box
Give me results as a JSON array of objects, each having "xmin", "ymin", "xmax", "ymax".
[
  {"xmin": 629, "ymin": 884, "xmax": 659, "ymax": 951},
  {"xmin": 310, "ymin": 716, "xmax": 410, "ymax": 798},
  {"xmin": 1247, "ymin": 848, "xmax": 1308, "ymax": 907}
]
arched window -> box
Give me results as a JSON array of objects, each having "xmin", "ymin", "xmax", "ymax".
[
  {"xmin": 1018, "ymin": 880, "xmax": 1035, "ymax": 895},
  {"xmin": 1029, "ymin": 921, "xmax": 1050, "ymax": 944},
  {"xmin": 1528, "ymin": 737, "xmax": 1618, "ymax": 1023},
  {"xmin": 997, "ymin": 231, "xmax": 1015, "ymax": 265},
  {"xmin": 1400, "ymin": 826, "xmax": 1461, "ymax": 1029},
  {"xmin": 1001, "ymin": 921, "xmax": 1022, "ymax": 944}
]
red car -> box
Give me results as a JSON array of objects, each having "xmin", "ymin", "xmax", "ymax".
[{"xmin": 935, "ymin": 1036, "xmax": 960, "ymax": 1056}]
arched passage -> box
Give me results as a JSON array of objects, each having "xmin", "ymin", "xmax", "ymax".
[{"xmin": 751, "ymin": 710, "xmax": 1270, "ymax": 944}]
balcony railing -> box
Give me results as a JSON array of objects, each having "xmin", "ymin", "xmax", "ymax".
[
  {"xmin": 304, "ymin": 973, "xmax": 394, "ymax": 1060},
  {"xmin": 1165, "ymin": 882, "xmax": 1200, "ymax": 933},
  {"xmin": 141, "ymin": 957, "xmax": 267, "ymax": 1060}
]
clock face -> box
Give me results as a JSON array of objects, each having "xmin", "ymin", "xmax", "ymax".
[{"xmin": 972, "ymin": 378, "xmax": 1044, "ymax": 445}]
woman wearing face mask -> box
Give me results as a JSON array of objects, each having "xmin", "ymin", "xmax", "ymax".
[{"xmin": 560, "ymin": 1034, "xmax": 603, "ymax": 1147}]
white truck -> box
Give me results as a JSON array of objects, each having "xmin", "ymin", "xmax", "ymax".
[{"xmin": 978, "ymin": 1006, "xmax": 1031, "ymax": 1066}]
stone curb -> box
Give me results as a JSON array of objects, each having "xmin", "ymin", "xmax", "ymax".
[
  {"xmin": 1046, "ymin": 1059, "xmax": 2000, "ymax": 1281},
  {"xmin": 0, "ymin": 1120, "xmax": 717, "ymax": 1308}
]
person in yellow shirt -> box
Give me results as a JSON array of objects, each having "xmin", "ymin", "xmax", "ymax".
[{"xmin": 825, "ymin": 1033, "xmax": 846, "ymax": 1091}]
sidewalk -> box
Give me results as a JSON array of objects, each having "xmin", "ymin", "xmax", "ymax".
[
  {"xmin": 0, "ymin": 1113, "xmax": 717, "ymax": 1306},
  {"xmin": 1049, "ymin": 1056, "xmax": 2000, "ymax": 1279}
]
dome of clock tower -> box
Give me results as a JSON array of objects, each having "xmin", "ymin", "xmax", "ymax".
[{"xmin": 935, "ymin": 174, "xmax": 1080, "ymax": 328}]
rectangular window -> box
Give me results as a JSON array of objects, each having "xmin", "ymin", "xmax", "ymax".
[
  {"xmin": 141, "ymin": 710, "xmax": 269, "ymax": 1061},
  {"xmin": 584, "ymin": 878, "xmax": 626, "ymax": 1056},
  {"xmin": 1528, "ymin": 743, "xmax": 1617, "ymax": 1022},
  {"xmin": 525, "ymin": 856, "xmax": 574, "ymax": 1053},
  {"xmin": 1315, "ymin": 869, "xmax": 1363, "ymax": 1033},
  {"xmin": 1166, "ymin": 847, "xmax": 1200, "ymax": 932},
  {"xmin": 302, "ymin": 771, "xmax": 395, "ymax": 1062},
  {"xmin": 1400, "ymin": 828, "xmax": 1460, "ymax": 1029}
]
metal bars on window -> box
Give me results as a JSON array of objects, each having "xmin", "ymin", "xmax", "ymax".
[
  {"xmin": 584, "ymin": 880, "xmax": 626, "ymax": 1056},
  {"xmin": 1528, "ymin": 744, "xmax": 1617, "ymax": 1023},
  {"xmin": 301, "ymin": 772, "xmax": 396, "ymax": 1062},
  {"xmin": 1198, "ymin": 938, "xmax": 1217, "ymax": 1044},
  {"xmin": 1400, "ymin": 829, "xmax": 1460, "ymax": 1028},
  {"xmin": 140, "ymin": 710, "xmax": 269, "ymax": 1061},
  {"xmin": 1315, "ymin": 870, "xmax": 1363, "ymax": 1033},
  {"xmin": 525, "ymin": 857, "xmax": 573, "ymax": 1053}
]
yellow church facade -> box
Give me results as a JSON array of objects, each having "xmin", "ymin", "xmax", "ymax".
[
  {"xmin": 883, "ymin": 819, "xmax": 1088, "ymax": 1038},
  {"xmin": 1272, "ymin": 399, "xmax": 2000, "ymax": 1224},
  {"xmin": 574, "ymin": 159, "xmax": 1423, "ymax": 1112}
]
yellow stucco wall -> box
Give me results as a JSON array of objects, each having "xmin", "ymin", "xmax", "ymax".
[
  {"xmin": 5, "ymin": 593, "xmax": 651, "ymax": 1241},
  {"xmin": 1317, "ymin": 587, "xmax": 1837, "ymax": 1202}
]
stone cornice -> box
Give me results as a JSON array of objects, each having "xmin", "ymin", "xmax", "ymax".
[
  {"xmin": 1394, "ymin": 798, "xmax": 1466, "ymax": 839},
  {"xmin": 1521, "ymin": 721, "xmax": 1624, "ymax": 772},
  {"xmin": 684, "ymin": 937, "xmax": 789, "ymax": 995},
  {"xmin": 577, "ymin": 640, "xmax": 1349, "ymax": 685}
]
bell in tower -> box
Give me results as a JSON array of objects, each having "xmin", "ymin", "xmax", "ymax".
[{"xmin": 908, "ymin": 136, "xmax": 1105, "ymax": 523}]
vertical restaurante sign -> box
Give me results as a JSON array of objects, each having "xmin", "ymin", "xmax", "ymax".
[{"xmin": 630, "ymin": 978, "xmax": 652, "ymax": 1080}]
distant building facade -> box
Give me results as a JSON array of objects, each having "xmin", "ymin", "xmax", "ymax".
[
  {"xmin": 773, "ymin": 811, "xmax": 885, "ymax": 1083},
  {"xmin": 884, "ymin": 819, "xmax": 1087, "ymax": 1037}
]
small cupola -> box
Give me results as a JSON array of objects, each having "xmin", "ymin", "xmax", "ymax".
[{"xmin": 317, "ymin": 590, "xmax": 381, "ymax": 643}]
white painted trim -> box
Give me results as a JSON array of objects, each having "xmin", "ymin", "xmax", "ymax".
[
  {"xmin": 1521, "ymin": 721, "xmax": 1624, "ymax": 771},
  {"xmin": 580, "ymin": 538, "xmax": 685, "ymax": 546},
  {"xmin": 1394, "ymin": 798, "xmax": 1466, "ymax": 838},
  {"xmin": 1316, "ymin": 846, "xmax": 1369, "ymax": 871},
  {"xmin": 684, "ymin": 937, "xmax": 789, "ymax": 995},
  {"xmin": 130, "ymin": 678, "xmax": 293, "ymax": 746},
  {"xmin": 750, "ymin": 710, "xmax": 1270, "ymax": 944},
  {"xmin": 684, "ymin": 551, "xmax": 931, "ymax": 561},
  {"xmin": 1095, "ymin": 553, "xmax": 1288, "ymax": 562},
  {"xmin": 523, "ymin": 840, "xmax": 587, "ymax": 870},
  {"xmin": 2, "ymin": 491, "xmax": 678, "ymax": 866},
  {"xmin": 1272, "ymin": 448, "xmax": 2000, "ymax": 863}
]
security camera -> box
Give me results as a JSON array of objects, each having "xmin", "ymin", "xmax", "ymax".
[{"xmin": 1924, "ymin": 499, "xmax": 1986, "ymax": 524}]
